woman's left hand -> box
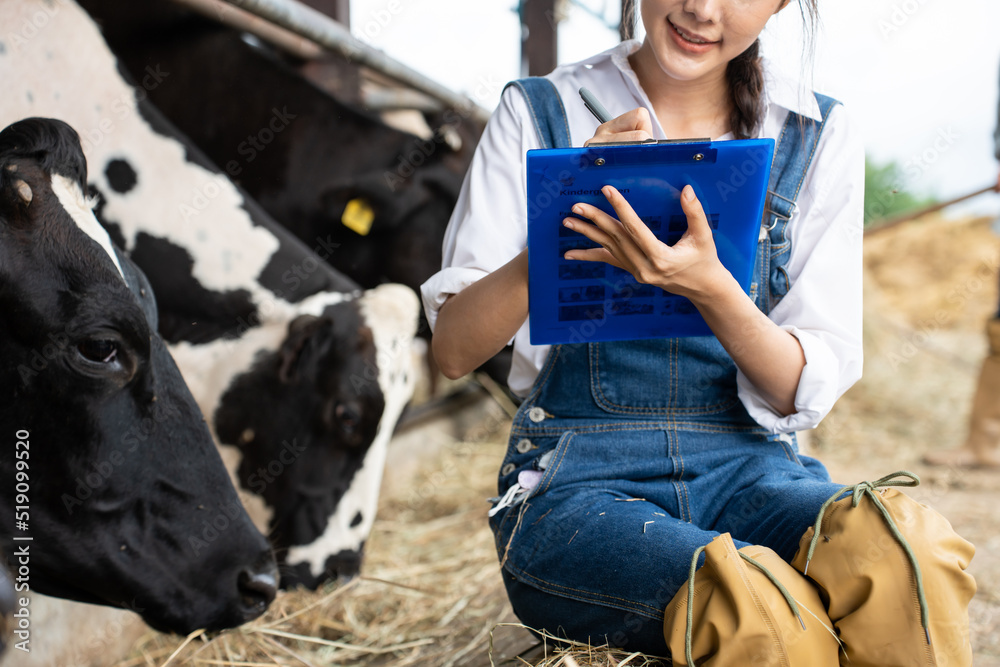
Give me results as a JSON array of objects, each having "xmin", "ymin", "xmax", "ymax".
[{"xmin": 562, "ymin": 184, "xmax": 732, "ymax": 302}]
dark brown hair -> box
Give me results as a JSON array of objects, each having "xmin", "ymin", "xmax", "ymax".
[{"xmin": 620, "ymin": 0, "xmax": 819, "ymax": 140}]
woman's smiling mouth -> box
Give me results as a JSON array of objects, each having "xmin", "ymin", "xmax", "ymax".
[{"xmin": 667, "ymin": 18, "xmax": 720, "ymax": 52}]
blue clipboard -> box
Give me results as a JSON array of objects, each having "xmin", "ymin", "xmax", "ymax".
[{"xmin": 527, "ymin": 138, "xmax": 775, "ymax": 345}]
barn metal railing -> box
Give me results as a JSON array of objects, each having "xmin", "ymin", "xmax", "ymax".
[{"xmin": 215, "ymin": 0, "xmax": 492, "ymax": 124}]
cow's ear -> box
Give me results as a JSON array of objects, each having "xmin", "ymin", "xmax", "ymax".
[
  {"xmin": 278, "ymin": 314, "xmax": 325, "ymax": 384},
  {"xmin": 0, "ymin": 165, "xmax": 34, "ymax": 225}
]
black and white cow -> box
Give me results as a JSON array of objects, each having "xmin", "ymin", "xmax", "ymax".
[
  {"xmin": 79, "ymin": 0, "xmax": 478, "ymax": 296},
  {"xmin": 0, "ymin": 117, "xmax": 278, "ymax": 641},
  {"xmin": 0, "ymin": 0, "xmax": 418, "ymax": 607}
]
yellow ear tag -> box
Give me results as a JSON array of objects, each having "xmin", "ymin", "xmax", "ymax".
[{"xmin": 341, "ymin": 198, "xmax": 375, "ymax": 236}]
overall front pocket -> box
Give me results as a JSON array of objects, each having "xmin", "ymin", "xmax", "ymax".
[{"xmin": 588, "ymin": 339, "xmax": 742, "ymax": 416}]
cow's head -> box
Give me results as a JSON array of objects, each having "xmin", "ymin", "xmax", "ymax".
[
  {"xmin": 0, "ymin": 118, "xmax": 278, "ymax": 633},
  {"xmin": 211, "ymin": 284, "xmax": 419, "ymax": 588}
]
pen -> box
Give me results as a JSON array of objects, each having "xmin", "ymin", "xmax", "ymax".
[{"xmin": 579, "ymin": 87, "xmax": 613, "ymax": 124}]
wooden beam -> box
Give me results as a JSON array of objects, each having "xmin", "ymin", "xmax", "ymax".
[{"xmin": 522, "ymin": 0, "xmax": 558, "ymax": 77}]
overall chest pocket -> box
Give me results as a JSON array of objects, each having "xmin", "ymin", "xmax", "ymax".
[{"xmin": 588, "ymin": 338, "xmax": 742, "ymax": 415}]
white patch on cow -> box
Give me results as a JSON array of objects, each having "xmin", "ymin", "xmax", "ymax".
[
  {"xmin": 50, "ymin": 173, "xmax": 125, "ymax": 281},
  {"xmin": 285, "ymin": 283, "xmax": 419, "ymax": 576}
]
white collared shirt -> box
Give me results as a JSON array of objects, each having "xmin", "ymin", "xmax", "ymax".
[{"xmin": 421, "ymin": 40, "xmax": 864, "ymax": 434}]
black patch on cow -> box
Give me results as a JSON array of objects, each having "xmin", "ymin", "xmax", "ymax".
[
  {"xmin": 128, "ymin": 232, "xmax": 258, "ymax": 344},
  {"xmin": 255, "ymin": 222, "xmax": 359, "ymax": 303},
  {"xmin": 279, "ymin": 547, "xmax": 364, "ymax": 590},
  {"xmin": 214, "ymin": 300, "xmax": 385, "ymax": 588},
  {"xmin": 350, "ymin": 511, "xmax": 362, "ymax": 528},
  {"xmin": 129, "ymin": 76, "xmax": 226, "ymax": 176},
  {"xmin": 105, "ymin": 158, "xmax": 138, "ymax": 194}
]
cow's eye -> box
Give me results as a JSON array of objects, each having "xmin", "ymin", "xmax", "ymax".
[{"xmin": 78, "ymin": 339, "xmax": 119, "ymax": 364}]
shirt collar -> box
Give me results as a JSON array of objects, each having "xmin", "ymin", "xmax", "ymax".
[{"xmin": 601, "ymin": 40, "xmax": 824, "ymax": 124}]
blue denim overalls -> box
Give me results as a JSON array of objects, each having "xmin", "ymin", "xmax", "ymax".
[{"xmin": 488, "ymin": 78, "xmax": 845, "ymax": 656}]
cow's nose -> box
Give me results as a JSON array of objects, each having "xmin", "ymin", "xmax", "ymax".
[{"xmin": 237, "ymin": 553, "xmax": 278, "ymax": 619}]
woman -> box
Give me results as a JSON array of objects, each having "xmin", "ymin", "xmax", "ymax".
[{"xmin": 422, "ymin": 0, "xmax": 975, "ymax": 663}]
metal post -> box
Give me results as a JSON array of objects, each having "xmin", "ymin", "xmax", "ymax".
[{"xmin": 219, "ymin": 0, "xmax": 490, "ymax": 123}]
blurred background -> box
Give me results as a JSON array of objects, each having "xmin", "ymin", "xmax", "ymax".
[{"xmin": 352, "ymin": 0, "xmax": 1000, "ymax": 220}]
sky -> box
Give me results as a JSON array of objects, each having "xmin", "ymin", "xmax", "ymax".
[{"xmin": 350, "ymin": 0, "xmax": 1000, "ymax": 218}]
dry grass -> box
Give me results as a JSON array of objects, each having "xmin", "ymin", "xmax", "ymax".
[
  {"xmin": 116, "ymin": 399, "xmax": 523, "ymax": 667},
  {"xmin": 118, "ymin": 395, "xmax": 661, "ymax": 666}
]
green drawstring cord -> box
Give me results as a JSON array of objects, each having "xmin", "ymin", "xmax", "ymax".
[
  {"xmin": 684, "ymin": 543, "xmax": 805, "ymax": 666},
  {"xmin": 802, "ymin": 470, "xmax": 931, "ymax": 645}
]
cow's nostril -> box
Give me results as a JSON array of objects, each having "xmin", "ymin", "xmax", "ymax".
[{"xmin": 237, "ymin": 560, "xmax": 278, "ymax": 616}]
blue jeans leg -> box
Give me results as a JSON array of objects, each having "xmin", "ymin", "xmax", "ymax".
[
  {"xmin": 493, "ymin": 484, "xmax": 753, "ymax": 656},
  {"xmin": 713, "ymin": 457, "xmax": 842, "ymax": 562}
]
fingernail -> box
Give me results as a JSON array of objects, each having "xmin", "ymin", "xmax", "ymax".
[
  {"xmin": 572, "ymin": 204, "xmax": 583, "ymax": 214},
  {"xmin": 683, "ymin": 185, "xmax": 695, "ymax": 201},
  {"xmin": 563, "ymin": 219, "xmax": 575, "ymax": 229}
]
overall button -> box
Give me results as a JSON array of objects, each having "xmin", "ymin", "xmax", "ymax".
[
  {"xmin": 528, "ymin": 407, "xmax": 546, "ymax": 423},
  {"xmin": 515, "ymin": 438, "xmax": 534, "ymax": 454},
  {"xmin": 501, "ymin": 463, "xmax": 517, "ymax": 476}
]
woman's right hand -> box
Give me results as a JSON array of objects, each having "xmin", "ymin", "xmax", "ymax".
[{"xmin": 584, "ymin": 107, "xmax": 654, "ymax": 146}]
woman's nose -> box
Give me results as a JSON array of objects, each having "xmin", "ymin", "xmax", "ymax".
[{"xmin": 681, "ymin": 0, "xmax": 723, "ymax": 24}]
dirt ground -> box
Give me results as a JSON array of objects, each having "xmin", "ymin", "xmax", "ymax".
[{"xmin": 811, "ymin": 213, "xmax": 1000, "ymax": 665}]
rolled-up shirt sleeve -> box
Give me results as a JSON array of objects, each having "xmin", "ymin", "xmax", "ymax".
[
  {"xmin": 737, "ymin": 104, "xmax": 865, "ymax": 433},
  {"xmin": 420, "ymin": 86, "xmax": 537, "ymax": 334}
]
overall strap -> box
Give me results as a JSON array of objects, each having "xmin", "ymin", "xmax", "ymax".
[
  {"xmin": 756, "ymin": 92, "xmax": 841, "ymax": 313},
  {"xmin": 504, "ymin": 77, "xmax": 572, "ymax": 149}
]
